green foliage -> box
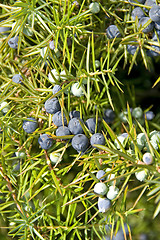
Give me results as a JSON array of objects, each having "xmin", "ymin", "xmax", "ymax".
[{"xmin": 0, "ymin": 0, "xmax": 160, "ymax": 239}]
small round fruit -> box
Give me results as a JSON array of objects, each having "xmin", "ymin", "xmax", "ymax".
[
  {"xmin": 131, "ymin": 7, "xmax": 145, "ymax": 20},
  {"xmin": 149, "ymin": 5, "xmax": 160, "ymax": 22},
  {"xmin": 71, "ymin": 83, "xmax": 84, "ymax": 97},
  {"xmin": 98, "ymin": 197, "xmax": 111, "ymax": 213},
  {"xmin": 68, "ymin": 117, "xmax": 83, "ymax": 135},
  {"xmin": 132, "ymin": 107, "xmax": 143, "ymax": 119},
  {"xmin": 145, "ymin": 111, "xmax": 155, "ymax": 120},
  {"xmin": 135, "ymin": 169, "xmax": 148, "ymax": 181},
  {"xmin": 40, "ymin": 47, "xmax": 48, "ymax": 58},
  {"xmin": 71, "ymin": 134, "xmax": 89, "ymax": 152},
  {"xmin": 0, "ymin": 26, "xmax": 11, "ymax": 35},
  {"xmin": 85, "ymin": 118, "xmax": 98, "ymax": 134},
  {"xmin": 90, "ymin": 133, "xmax": 105, "ymax": 148},
  {"xmin": 89, "ymin": 2, "xmax": 100, "ymax": 14},
  {"xmin": 44, "ymin": 98, "xmax": 60, "ymax": 114},
  {"xmin": 38, "ymin": 134, "xmax": 53, "ymax": 150},
  {"xmin": 114, "ymin": 133, "xmax": 128, "ymax": 150},
  {"xmin": 15, "ymin": 152, "xmax": 26, "ymax": 158},
  {"xmin": 69, "ymin": 110, "xmax": 80, "ymax": 119},
  {"xmin": 52, "ymin": 85, "xmax": 61, "ymax": 95},
  {"xmin": 56, "ymin": 126, "xmax": 71, "ymax": 139},
  {"xmin": 94, "ymin": 182, "xmax": 107, "ymax": 195},
  {"xmin": 143, "ymin": 152, "xmax": 153, "ymax": 165},
  {"xmin": 95, "ymin": 60, "xmax": 100, "ymax": 68},
  {"xmin": 49, "ymin": 152, "xmax": 61, "ymax": 164},
  {"xmin": 0, "ymin": 101, "xmax": 10, "ymax": 114},
  {"xmin": 12, "ymin": 74, "xmax": 23, "ymax": 84},
  {"xmin": 49, "ymin": 41, "xmax": 55, "ymax": 50},
  {"xmin": 52, "ymin": 111, "xmax": 67, "ymax": 127},
  {"xmin": 8, "ymin": 36, "xmax": 18, "ymax": 49},
  {"xmin": 106, "ymin": 186, "xmax": 119, "ymax": 200},
  {"xmin": 106, "ymin": 25, "xmax": 121, "ymax": 39},
  {"xmin": 127, "ymin": 43, "xmax": 139, "ymax": 55},
  {"xmin": 103, "ymin": 109, "xmax": 115, "ymax": 124},
  {"xmin": 60, "ymin": 70, "xmax": 67, "ymax": 80},
  {"xmin": 106, "ymin": 168, "xmax": 115, "ymax": 185},
  {"xmin": 48, "ymin": 69, "xmax": 60, "ymax": 83},
  {"xmin": 138, "ymin": 17, "xmax": 154, "ymax": 33},
  {"xmin": 22, "ymin": 117, "xmax": 38, "ymax": 134},
  {"xmin": 96, "ymin": 170, "xmax": 106, "ymax": 181}
]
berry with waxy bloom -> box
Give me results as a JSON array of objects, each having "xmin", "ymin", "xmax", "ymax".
[{"xmin": 94, "ymin": 182, "xmax": 108, "ymax": 195}]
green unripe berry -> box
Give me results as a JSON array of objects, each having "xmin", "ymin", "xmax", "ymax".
[
  {"xmin": 107, "ymin": 186, "xmax": 119, "ymax": 200},
  {"xmin": 95, "ymin": 60, "xmax": 100, "ymax": 68},
  {"xmin": 132, "ymin": 107, "xmax": 143, "ymax": 119},
  {"xmin": 89, "ymin": 2, "xmax": 100, "ymax": 14},
  {"xmin": 135, "ymin": 169, "xmax": 148, "ymax": 182},
  {"xmin": 50, "ymin": 152, "xmax": 61, "ymax": 164}
]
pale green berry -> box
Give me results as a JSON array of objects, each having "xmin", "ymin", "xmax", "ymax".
[
  {"xmin": 143, "ymin": 152, "xmax": 153, "ymax": 165},
  {"xmin": 107, "ymin": 186, "xmax": 119, "ymax": 200},
  {"xmin": 23, "ymin": 24, "xmax": 33, "ymax": 36},
  {"xmin": 48, "ymin": 69, "xmax": 60, "ymax": 83},
  {"xmin": 60, "ymin": 70, "xmax": 67, "ymax": 80},
  {"xmin": 40, "ymin": 47, "xmax": 48, "ymax": 58},
  {"xmin": 71, "ymin": 83, "xmax": 84, "ymax": 97},
  {"xmin": 95, "ymin": 60, "xmax": 100, "ymax": 68},
  {"xmin": 0, "ymin": 101, "xmax": 10, "ymax": 113},
  {"xmin": 94, "ymin": 182, "xmax": 108, "ymax": 195},
  {"xmin": 49, "ymin": 152, "xmax": 61, "ymax": 164},
  {"xmin": 114, "ymin": 135, "xmax": 126, "ymax": 150},
  {"xmin": 135, "ymin": 169, "xmax": 148, "ymax": 182},
  {"xmin": 89, "ymin": 2, "xmax": 100, "ymax": 14},
  {"xmin": 132, "ymin": 107, "xmax": 143, "ymax": 119},
  {"xmin": 15, "ymin": 152, "xmax": 26, "ymax": 158},
  {"xmin": 106, "ymin": 168, "xmax": 115, "ymax": 185},
  {"xmin": 119, "ymin": 111, "xmax": 128, "ymax": 123}
]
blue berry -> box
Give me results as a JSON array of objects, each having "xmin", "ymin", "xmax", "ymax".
[
  {"xmin": 96, "ymin": 170, "xmax": 106, "ymax": 181},
  {"xmin": 131, "ymin": 7, "xmax": 145, "ymax": 20},
  {"xmin": 44, "ymin": 98, "xmax": 60, "ymax": 114},
  {"xmin": 12, "ymin": 74, "xmax": 23, "ymax": 84},
  {"xmin": 103, "ymin": 109, "xmax": 115, "ymax": 124},
  {"xmin": 52, "ymin": 85, "xmax": 61, "ymax": 95},
  {"xmin": 71, "ymin": 134, "xmax": 89, "ymax": 152},
  {"xmin": 69, "ymin": 110, "xmax": 80, "ymax": 119},
  {"xmin": 56, "ymin": 126, "xmax": 71, "ymax": 139},
  {"xmin": 68, "ymin": 117, "xmax": 83, "ymax": 135},
  {"xmin": 144, "ymin": 0, "xmax": 157, "ymax": 12},
  {"xmin": 90, "ymin": 133, "xmax": 105, "ymax": 148},
  {"xmin": 149, "ymin": 5, "xmax": 160, "ymax": 22},
  {"xmin": 0, "ymin": 26, "xmax": 11, "ymax": 35},
  {"xmin": 22, "ymin": 117, "xmax": 38, "ymax": 133},
  {"xmin": 8, "ymin": 36, "xmax": 18, "ymax": 49},
  {"xmin": 145, "ymin": 110, "xmax": 155, "ymax": 120},
  {"xmin": 127, "ymin": 42, "xmax": 138, "ymax": 55},
  {"xmin": 106, "ymin": 25, "xmax": 121, "ymax": 39},
  {"xmin": 98, "ymin": 197, "xmax": 111, "ymax": 213},
  {"xmin": 38, "ymin": 134, "xmax": 53, "ymax": 150},
  {"xmin": 138, "ymin": 17, "xmax": 154, "ymax": 33},
  {"xmin": 52, "ymin": 111, "xmax": 67, "ymax": 127},
  {"xmin": 85, "ymin": 118, "xmax": 98, "ymax": 134}
]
